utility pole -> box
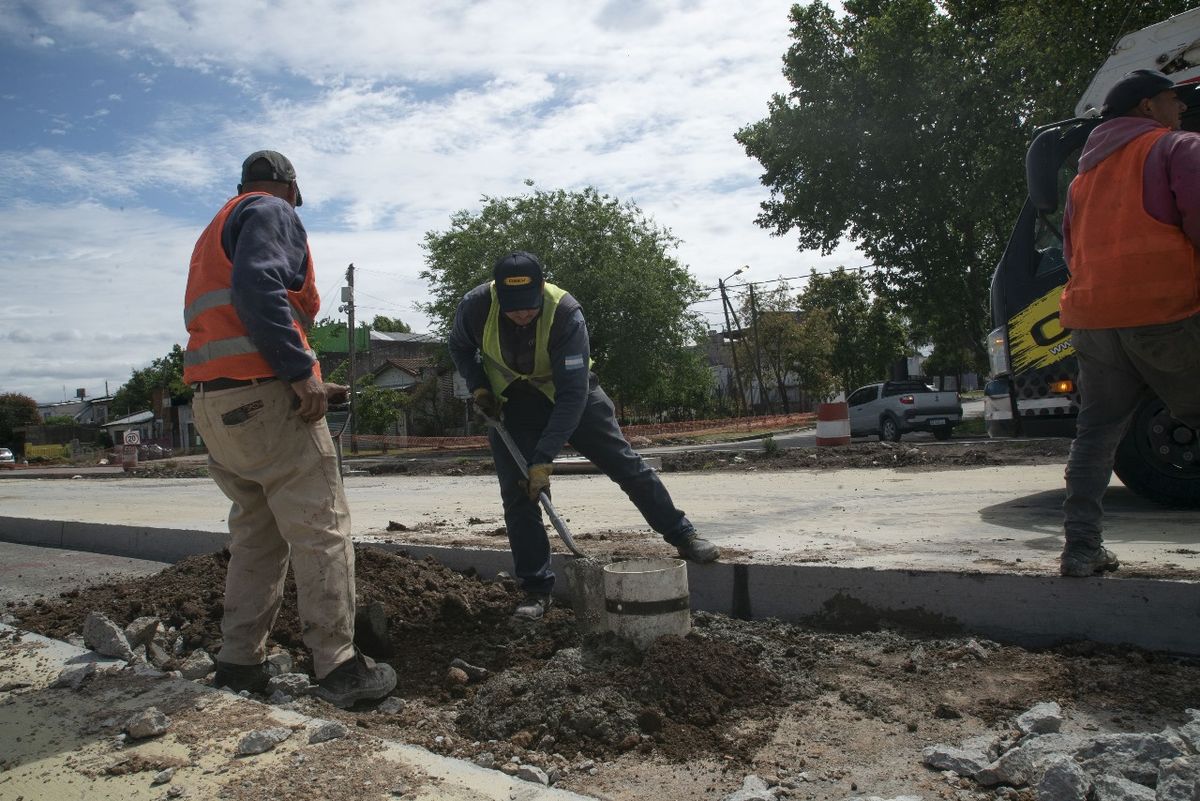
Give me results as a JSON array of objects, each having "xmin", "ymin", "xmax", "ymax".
[
  {"xmin": 340, "ymin": 263, "xmax": 358, "ymax": 454},
  {"xmin": 718, "ymin": 277, "xmax": 747, "ymax": 416},
  {"xmin": 747, "ymin": 282, "xmax": 771, "ymax": 414}
]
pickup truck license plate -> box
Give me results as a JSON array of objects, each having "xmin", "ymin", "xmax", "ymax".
[{"xmin": 929, "ymin": 418, "xmax": 946, "ymax": 426}]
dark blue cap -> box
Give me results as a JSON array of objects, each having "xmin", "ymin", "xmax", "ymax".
[{"xmin": 493, "ymin": 251, "xmax": 544, "ymax": 311}]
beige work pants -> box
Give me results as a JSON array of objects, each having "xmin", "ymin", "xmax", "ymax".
[{"xmin": 193, "ymin": 379, "xmax": 355, "ymax": 678}]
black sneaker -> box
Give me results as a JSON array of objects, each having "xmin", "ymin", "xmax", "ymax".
[
  {"xmin": 213, "ymin": 660, "xmax": 277, "ymax": 693},
  {"xmin": 1060, "ymin": 544, "xmax": 1120, "ymax": 577},
  {"xmin": 674, "ymin": 532, "xmax": 720, "ymax": 564},
  {"xmin": 313, "ymin": 652, "xmax": 397, "ymax": 708},
  {"xmin": 513, "ymin": 593, "xmax": 551, "ymax": 621}
]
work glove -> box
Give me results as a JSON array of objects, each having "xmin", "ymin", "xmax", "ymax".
[
  {"xmin": 472, "ymin": 387, "xmax": 501, "ymax": 421},
  {"xmin": 523, "ymin": 462, "xmax": 553, "ymax": 502}
]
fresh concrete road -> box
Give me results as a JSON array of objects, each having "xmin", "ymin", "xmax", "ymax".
[
  {"xmin": 2, "ymin": 465, "xmax": 1198, "ymax": 578},
  {"xmin": 0, "ymin": 540, "xmax": 168, "ymax": 604}
]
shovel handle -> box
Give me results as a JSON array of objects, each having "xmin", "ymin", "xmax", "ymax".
[{"xmin": 481, "ymin": 412, "xmax": 589, "ymax": 560}]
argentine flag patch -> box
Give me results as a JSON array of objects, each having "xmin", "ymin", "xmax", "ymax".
[{"xmin": 564, "ymin": 354, "xmax": 585, "ymax": 370}]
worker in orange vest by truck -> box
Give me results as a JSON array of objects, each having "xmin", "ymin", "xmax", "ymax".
[
  {"xmin": 183, "ymin": 150, "xmax": 395, "ymax": 705},
  {"xmin": 1058, "ymin": 71, "xmax": 1200, "ymax": 577}
]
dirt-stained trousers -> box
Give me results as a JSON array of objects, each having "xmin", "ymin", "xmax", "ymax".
[
  {"xmin": 491, "ymin": 380, "xmax": 695, "ymax": 595},
  {"xmin": 1064, "ymin": 313, "xmax": 1200, "ymax": 545},
  {"xmin": 192, "ymin": 378, "xmax": 357, "ymax": 679}
]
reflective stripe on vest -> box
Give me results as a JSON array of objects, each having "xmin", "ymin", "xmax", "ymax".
[
  {"xmin": 182, "ymin": 192, "xmax": 322, "ymax": 383},
  {"xmin": 1061, "ymin": 128, "xmax": 1200, "ymax": 329},
  {"xmin": 184, "ymin": 287, "xmax": 314, "ymax": 329},
  {"xmin": 482, "ymin": 282, "xmax": 568, "ymax": 403}
]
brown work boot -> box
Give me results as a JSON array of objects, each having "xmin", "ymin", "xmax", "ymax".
[
  {"xmin": 1060, "ymin": 544, "xmax": 1120, "ymax": 577},
  {"xmin": 674, "ymin": 532, "xmax": 720, "ymax": 564},
  {"xmin": 313, "ymin": 652, "xmax": 396, "ymax": 708},
  {"xmin": 213, "ymin": 659, "xmax": 278, "ymax": 694}
]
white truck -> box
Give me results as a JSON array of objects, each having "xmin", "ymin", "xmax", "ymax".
[
  {"xmin": 984, "ymin": 8, "xmax": 1200, "ymax": 506},
  {"xmin": 847, "ymin": 380, "xmax": 963, "ymax": 442}
]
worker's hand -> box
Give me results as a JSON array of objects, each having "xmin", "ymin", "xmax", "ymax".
[
  {"xmin": 324, "ymin": 382, "xmax": 350, "ymax": 406},
  {"xmin": 291, "ymin": 374, "xmax": 328, "ymax": 423},
  {"xmin": 472, "ymin": 387, "xmax": 501, "ymax": 421},
  {"xmin": 524, "ymin": 463, "xmax": 553, "ymax": 502}
]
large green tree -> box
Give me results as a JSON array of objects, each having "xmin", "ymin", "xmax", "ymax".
[
  {"xmin": 112, "ymin": 344, "xmax": 191, "ymax": 417},
  {"xmin": 736, "ymin": 0, "xmax": 1194, "ymax": 375},
  {"xmin": 420, "ymin": 185, "xmax": 709, "ymax": 414},
  {"xmin": 797, "ymin": 269, "xmax": 905, "ymax": 393},
  {"xmin": 0, "ymin": 392, "xmax": 39, "ymax": 447}
]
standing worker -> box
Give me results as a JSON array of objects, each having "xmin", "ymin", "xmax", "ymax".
[
  {"xmin": 183, "ymin": 150, "xmax": 395, "ymax": 705},
  {"xmin": 1059, "ymin": 70, "xmax": 1200, "ymax": 577},
  {"xmin": 448, "ymin": 251, "xmax": 720, "ymax": 620}
]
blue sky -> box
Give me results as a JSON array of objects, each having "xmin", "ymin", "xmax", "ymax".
[{"xmin": 0, "ymin": 0, "xmax": 861, "ymax": 403}]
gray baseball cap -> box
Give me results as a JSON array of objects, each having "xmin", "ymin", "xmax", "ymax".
[{"xmin": 239, "ymin": 150, "xmax": 303, "ymax": 206}]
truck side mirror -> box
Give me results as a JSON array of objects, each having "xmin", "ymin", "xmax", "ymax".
[{"xmin": 1026, "ymin": 128, "xmax": 1061, "ymax": 213}]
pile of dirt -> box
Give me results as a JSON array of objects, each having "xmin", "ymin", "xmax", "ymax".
[
  {"xmin": 11, "ymin": 545, "xmax": 1200, "ymax": 799},
  {"xmin": 657, "ymin": 439, "xmax": 1073, "ymax": 473}
]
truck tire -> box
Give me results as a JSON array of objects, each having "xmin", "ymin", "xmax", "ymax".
[
  {"xmin": 932, "ymin": 425, "xmax": 953, "ymax": 440},
  {"xmin": 1113, "ymin": 394, "xmax": 1200, "ymax": 508},
  {"xmin": 879, "ymin": 415, "xmax": 902, "ymax": 443}
]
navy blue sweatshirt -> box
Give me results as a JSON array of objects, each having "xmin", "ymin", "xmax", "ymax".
[
  {"xmin": 220, "ymin": 194, "xmax": 315, "ymax": 382},
  {"xmin": 448, "ymin": 282, "xmax": 592, "ymax": 465}
]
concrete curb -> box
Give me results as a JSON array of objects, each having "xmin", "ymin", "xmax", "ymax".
[{"xmin": 2, "ymin": 515, "xmax": 1197, "ymax": 655}]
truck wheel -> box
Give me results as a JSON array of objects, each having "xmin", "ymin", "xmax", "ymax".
[
  {"xmin": 879, "ymin": 415, "xmax": 901, "ymax": 442},
  {"xmin": 1113, "ymin": 395, "xmax": 1200, "ymax": 508},
  {"xmin": 932, "ymin": 425, "xmax": 953, "ymax": 440}
]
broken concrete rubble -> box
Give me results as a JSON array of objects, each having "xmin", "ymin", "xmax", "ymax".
[
  {"xmin": 1016, "ymin": 701, "xmax": 1063, "ymax": 735},
  {"xmin": 235, "ymin": 726, "xmax": 292, "ymax": 756},
  {"xmin": 124, "ymin": 706, "xmax": 171, "ymax": 739},
  {"xmin": 719, "ymin": 774, "xmax": 782, "ymax": 801},
  {"xmin": 122, "ymin": 616, "xmax": 159, "ymax": 649},
  {"xmin": 266, "ymin": 672, "xmax": 312, "ymax": 696},
  {"xmin": 307, "ymin": 719, "xmax": 348, "ymax": 744},
  {"xmin": 178, "ymin": 649, "xmax": 214, "ymax": 680},
  {"xmin": 50, "ymin": 662, "xmax": 96, "ymax": 690},
  {"xmin": 82, "ymin": 611, "xmax": 134, "ymax": 660},
  {"xmin": 926, "ymin": 704, "xmax": 1200, "ymax": 798}
]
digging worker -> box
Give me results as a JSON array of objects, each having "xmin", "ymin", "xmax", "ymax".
[
  {"xmin": 183, "ymin": 150, "xmax": 395, "ymax": 705},
  {"xmin": 1059, "ymin": 69, "xmax": 1200, "ymax": 577},
  {"xmin": 448, "ymin": 251, "xmax": 720, "ymax": 620}
]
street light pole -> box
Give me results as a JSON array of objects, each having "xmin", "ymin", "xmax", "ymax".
[{"xmin": 719, "ymin": 265, "xmax": 750, "ymax": 415}]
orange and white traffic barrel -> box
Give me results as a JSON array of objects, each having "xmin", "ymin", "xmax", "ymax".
[{"xmin": 815, "ymin": 402, "xmax": 850, "ymax": 446}]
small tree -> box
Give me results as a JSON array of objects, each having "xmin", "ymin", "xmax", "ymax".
[
  {"xmin": 353, "ymin": 375, "xmax": 410, "ymax": 435},
  {"xmin": 369, "ymin": 315, "xmax": 412, "ymax": 333},
  {"xmin": 0, "ymin": 392, "xmax": 39, "ymax": 447},
  {"xmin": 798, "ymin": 269, "xmax": 905, "ymax": 394},
  {"xmin": 791, "ymin": 308, "xmax": 838, "ymax": 407},
  {"xmin": 112, "ymin": 344, "xmax": 191, "ymax": 416}
]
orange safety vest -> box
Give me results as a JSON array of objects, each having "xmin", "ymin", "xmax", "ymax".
[
  {"xmin": 183, "ymin": 193, "xmax": 322, "ymax": 383},
  {"xmin": 1061, "ymin": 128, "xmax": 1200, "ymax": 329}
]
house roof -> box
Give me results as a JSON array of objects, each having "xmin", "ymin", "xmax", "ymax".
[
  {"xmin": 103, "ymin": 410, "xmax": 154, "ymax": 427},
  {"xmin": 370, "ymin": 331, "xmax": 441, "ymax": 344},
  {"xmin": 372, "ymin": 357, "xmax": 432, "ymax": 377}
]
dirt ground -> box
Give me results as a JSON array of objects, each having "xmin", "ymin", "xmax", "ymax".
[
  {"xmin": 124, "ymin": 439, "xmax": 1074, "ymax": 480},
  {"xmin": 8, "ymin": 545, "xmax": 1200, "ymax": 801}
]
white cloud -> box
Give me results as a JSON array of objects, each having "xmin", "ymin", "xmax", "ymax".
[{"xmin": 0, "ymin": 0, "xmax": 871, "ymax": 402}]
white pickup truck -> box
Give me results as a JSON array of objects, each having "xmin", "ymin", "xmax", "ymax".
[{"xmin": 846, "ymin": 380, "xmax": 963, "ymax": 442}]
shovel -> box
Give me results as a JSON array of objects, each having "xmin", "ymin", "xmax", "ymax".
[
  {"xmin": 481, "ymin": 412, "xmax": 588, "ymax": 559},
  {"xmin": 480, "ymin": 411, "xmax": 609, "ymax": 633}
]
